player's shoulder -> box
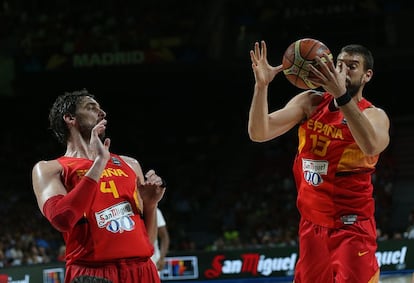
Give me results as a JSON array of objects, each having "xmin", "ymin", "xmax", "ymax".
[
  {"xmin": 364, "ymin": 104, "xmax": 390, "ymax": 122},
  {"xmin": 362, "ymin": 98, "xmax": 389, "ymax": 116},
  {"xmin": 33, "ymin": 159, "xmax": 61, "ymax": 168},
  {"xmin": 295, "ymin": 89, "xmax": 324, "ymax": 100},
  {"xmin": 32, "ymin": 159, "xmax": 62, "ymax": 175},
  {"xmin": 290, "ymin": 90, "xmax": 324, "ymax": 108},
  {"xmin": 119, "ymin": 155, "xmax": 139, "ymax": 165},
  {"xmin": 119, "ymin": 155, "xmax": 142, "ymax": 172}
]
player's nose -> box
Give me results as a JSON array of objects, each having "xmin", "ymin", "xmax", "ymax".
[{"xmin": 99, "ymin": 108, "xmax": 106, "ymax": 118}]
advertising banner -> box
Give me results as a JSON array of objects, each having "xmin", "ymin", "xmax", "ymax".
[{"xmin": 0, "ymin": 240, "xmax": 412, "ymax": 282}]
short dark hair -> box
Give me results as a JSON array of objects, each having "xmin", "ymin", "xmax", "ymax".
[
  {"xmin": 49, "ymin": 89, "xmax": 95, "ymax": 145},
  {"xmin": 339, "ymin": 44, "xmax": 374, "ymax": 71}
]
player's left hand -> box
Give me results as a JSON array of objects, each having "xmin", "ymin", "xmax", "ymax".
[
  {"xmin": 308, "ymin": 53, "xmax": 347, "ymax": 98},
  {"xmin": 139, "ymin": 169, "xmax": 166, "ymax": 204}
]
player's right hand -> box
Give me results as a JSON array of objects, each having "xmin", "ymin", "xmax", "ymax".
[
  {"xmin": 250, "ymin": 41, "xmax": 283, "ymax": 86},
  {"xmin": 90, "ymin": 119, "xmax": 111, "ymax": 161}
]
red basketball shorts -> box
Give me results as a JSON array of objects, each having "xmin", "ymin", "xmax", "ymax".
[
  {"xmin": 294, "ymin": 217, "xmax": 379, "ymax": 283},
  {"xmin": 65, "ymin": 257, "xmax": 160, "ymax": 283}
]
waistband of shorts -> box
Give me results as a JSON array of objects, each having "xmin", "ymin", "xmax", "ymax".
[
  {"xmin": 334, "ymin": 214, "xmax": 370, "ymax": 228},
  {"xmin": 71, "ymin": 256, "xmax": 150, "ymax": 267}
]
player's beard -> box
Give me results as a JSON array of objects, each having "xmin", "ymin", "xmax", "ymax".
[
  {"xmin": 79, "ymin": 123, "xmax": 106, "ymax": 142},
  {"xmin": 346, "ymin": 75, "xmax": 364, "ymax": 98}
]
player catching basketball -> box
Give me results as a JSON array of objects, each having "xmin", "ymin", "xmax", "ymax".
[{"xmin": 248, "ymin": 40, "xmax": 390, "ymax": 283}]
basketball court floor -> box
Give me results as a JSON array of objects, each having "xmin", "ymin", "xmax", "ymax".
[
  {"xmin": 380, "ymin": 272, "xmax": 413, "ymax": 283},
  {"xmin": 188, "ymin": 271, "xmax": 414, "ymax": 283}
]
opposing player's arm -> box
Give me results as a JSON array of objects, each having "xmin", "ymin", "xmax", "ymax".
[{"xmin": 157, "ymin": 224, "xmax": 170, "ymax": 270}]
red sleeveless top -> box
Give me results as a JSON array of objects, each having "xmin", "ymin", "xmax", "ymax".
[
  {"xmin": 293, "ymin": 92, "xmax": 379, "ymax": 228},
  {"xmin": 57, "ymin": 153, "xmax": 153, "ymax": 265}
]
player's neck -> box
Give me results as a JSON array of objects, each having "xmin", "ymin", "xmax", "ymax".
[{"xmin": 65, "ymin": 139, "xmax": 95, "ymax": 160}]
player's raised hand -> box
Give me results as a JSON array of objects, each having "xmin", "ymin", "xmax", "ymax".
[
  {"xmin": 308, "ymin": 53, "xmax": 347, "ymax": 98},
  {"xmin": 90, "ymin": 119, "xmax": 111, "ymax": 161},
  {"xmin": 250, "ymin": 40, "xmax": 283, "ymax": 87}
]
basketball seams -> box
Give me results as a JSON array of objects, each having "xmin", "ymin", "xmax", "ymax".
[{"xmin": 282, "ymin": 38, "xmax": 331, "ymax": 89}]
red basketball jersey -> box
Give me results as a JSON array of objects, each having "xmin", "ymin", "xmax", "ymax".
[
  {"xmin": 57, "ymin": 154, "xmax": 154, "ymax": 264},
  {"xmin": 293, "ymin": 92, "xmax": 379, "ymax": 228}
]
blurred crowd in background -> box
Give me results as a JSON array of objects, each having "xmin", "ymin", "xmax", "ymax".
[
  {"xmin": 0, "ymin": 0, "xmax": 408, "ymax": 74},
  {"xmin": 0, "ymin": 0, "xmax": 413, "ymax": 268}
]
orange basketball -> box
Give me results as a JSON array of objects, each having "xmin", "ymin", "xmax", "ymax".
[{"xmin": 282, "ymin": 38, "xmax": 333, "ymax": 89}]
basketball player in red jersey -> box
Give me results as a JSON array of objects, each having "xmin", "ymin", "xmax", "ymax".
[
  {"xmin": 248, "ymin": 41, "xmax": 390, "ymax": 283},
  {"xmin": 32, "ymin": 89, "xmax": 166, "ymax": 283}
]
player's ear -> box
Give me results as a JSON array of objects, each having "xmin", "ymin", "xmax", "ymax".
[
  {"xmin": 363, "ymin": 69, "xmax": 373, "ymax": 83},
  {"xmin": 63, "ymin": 114, "xmax": 75, "ymax": 124}
]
